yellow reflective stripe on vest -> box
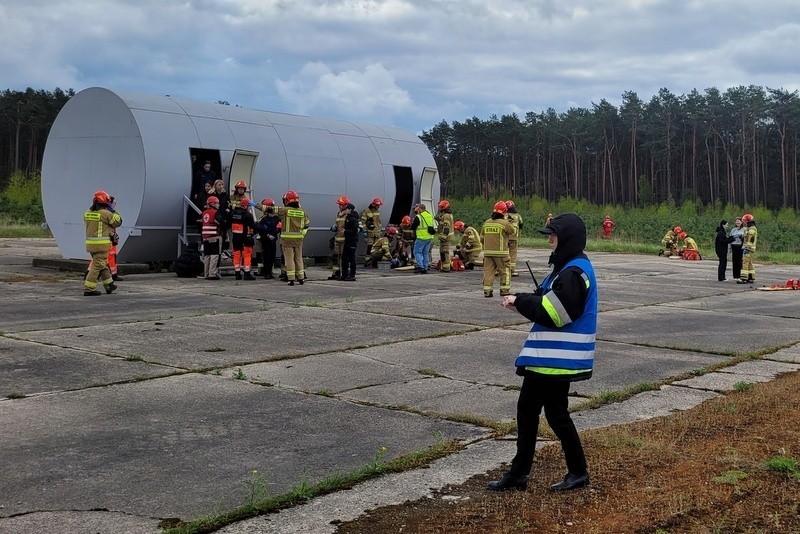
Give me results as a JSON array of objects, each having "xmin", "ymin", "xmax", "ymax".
[{"xmin": 525, "ymin": 366, "xmax": 583, "ymax": 376}]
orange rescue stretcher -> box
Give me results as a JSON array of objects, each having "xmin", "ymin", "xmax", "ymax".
[{"xmin": 757, "ymin": 279, "xmax": 800, "ymax": 291}]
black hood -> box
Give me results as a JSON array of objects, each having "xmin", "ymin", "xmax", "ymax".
[{"xmin": 540, "ymin": 212, "xmax": 587, "ymax": 271}]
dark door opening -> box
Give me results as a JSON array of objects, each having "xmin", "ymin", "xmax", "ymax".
[
  {"xmin": 388, "ymin": 166, "xmax": 414, "ymax": 225},
  {"xmin": 189, "ymin": 148, "xmax": 222, "ymax": 204}
]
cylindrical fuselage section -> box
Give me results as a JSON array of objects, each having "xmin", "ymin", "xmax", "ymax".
[{"xmin": 42, "ymin": 87, "xmax": 439, "ymax": 262}]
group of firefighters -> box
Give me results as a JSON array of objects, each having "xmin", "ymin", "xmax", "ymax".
[
  {"xmin": 660, "ymin": 226, "xmax": 702, "ymax": 260},
  {"xmin": 82, "ymin": 187, "xmax": 528, "ymax": 296},
  {"xmin": 87, "ymin": 185, "xmax": 762, "ymax": 296}
]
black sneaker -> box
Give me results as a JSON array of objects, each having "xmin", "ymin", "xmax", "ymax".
[
  {"xmin": 288, "ymin": 280, "xmax": 295, "ymax": 286},
  {"xmin": 112, "ymin": 273, "xmax": 124, "ymax": 281},
  {"xmin": 206, "ymin": 275, "xmax": 221, "ymax": 280},
  {"xmin": 105, "ymin": 283, "xmax": 117, "ymax": 294},
  {"xmin": 83, "ymin": 290, "xmax": 102, "ymax": 297},
  {"xmin": 297, "ymin": 278, "xmax": 304, "ymax": 285},
  {"xmin": 243, "ymin": 272, "xmax": 256, "ymax": 280},
  {"xmin": 235, "ymin": 272, "xmax": 243, "ymax": 280}
]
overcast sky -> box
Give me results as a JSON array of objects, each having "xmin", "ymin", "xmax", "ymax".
[{"xmin": 2, "ymin": 0, "xmax": 798, "ymax": 133}]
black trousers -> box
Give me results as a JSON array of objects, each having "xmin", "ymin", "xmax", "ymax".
[
  {"xmin": 261, "ymin": 238, "xmax": 277, "ymax": 274},
  {"xmin": 731, "ymin": 245, "xmax": 743, "ymax": 280},
  {"xmin": 509, "ymin": 374, "xmax": 587, "ymax": 478},
  {"xmin": 717, "ymin": 252, "xmax": 728, "ymax": 281},
  {"xmin": 341, "ymin": 242, "xmax": 357, "ymax": 278}
]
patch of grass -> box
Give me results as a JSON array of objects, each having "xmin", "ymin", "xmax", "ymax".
[
  {"xmin": 203, "ymin": 347, "xmax": 226, "ymax": 353},
  {"xmin": 163, "ymin": 439, "xmax": 463, "ymax": 534},
  {"xmin": 0, "ymin": 224, "xmax": 51, "ymax": 238},
  {"xmin": 314, "ymin": 389, "xmax": 334, "ymax": 397},
  {"xmin": 733, "ymin": 381, "xmax": 754, "ymax": 392},
  {"xmin": 125, "ymin": 354, "xmax": 144, "ymax": 362},
  {"xmin": 502, "ymin": 384, "xmax": 521, "ymax": 392},
  {"xmin": 689, "ymin": 368, "xmax": 707, "ymax": 376},
  {"xmin": 416, "ymin": 368, "xmax": 439, "ymax": 377},
  {"xmin": 573, "ymin": 381, "xmax": 657, "ymax": 411},
  {"xmin": 711, "ymin": 469, "xmax": 749, "ymax": 484},
  {"xmin": 345, "ymin": 293, "xmax": 355, "ymax": 303},
  {"xmin": 233, "ymin": 368, "xmax": 246, "ymax": 380},
  {"xmin": 6, "ymin": 392, "xmax": 26, "ymax": 399},
  {"xmin": 764, "ymin": 455, "xmax": 798, "ymax": 476},
  {"xmin": 243, "ymin": 469, "xmax": 269, "ymax": 507},
  {"xmin": 304, "ymin": 298, "xmax": 326, "ymax": 307}
]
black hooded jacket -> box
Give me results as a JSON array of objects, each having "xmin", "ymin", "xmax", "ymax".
[
  {"xmin": 512, "ymin": 213, "xmax": 590, "ymax": 329},
  {"xmin": 715, "ymin": 225, "xmax": 734, "ymax": 257}
]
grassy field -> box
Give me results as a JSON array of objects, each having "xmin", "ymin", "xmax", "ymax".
[{"xmin": 0, "ymin": 223, "xmax": 52, "ymax": 238}]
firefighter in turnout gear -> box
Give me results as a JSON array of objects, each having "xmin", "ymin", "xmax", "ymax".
[
  {"xmin": 660, "ymin": 226, "xmax": 680, "ymax": 257},
  {"xmin": 275, "ymin": 189, "xmax": 310, "ymax": 286},
  {"xmin": 360, "ymin": 197, "xmax": 383, "ymax": 266},
  {"xmin": 83, "ymin": 190, "xmax": 122, "ymax": 296},
  {"xmin": 505, "ymin": 200, "xmax": 523, "ymax": 276},
  {"xmin": 230, "ymin": 180, "xmax": 248, "ymax": 209},
  {"xmin": 368, "ymin": 226, "xmax": 395, "ymax": 267},
  {"xmin": 738, "ymin": 213, "xmax": 758, "ymax": 284},
  {"xmin": 230, "ymin": 198, "xmax": 257, "ymax": 280},
  {"xmin": 481, "ymin": 201, "xmax": 514, "ymax": 297},
  {"xmin": 400, "ymin": 215, "xmax": 416, "ymax": 264},
  {"xmin": 454, "ymin": 220, "xmax": 482, "ymax": 269},
  {"xmin": 435, "ymin": 199, "xmax": 454, "ymax": 272},
  {"xmin": 201, "ymin": 195, "xmax": 225, "ymax": 280},
  {"xmin": 678, "ymin": 232, "xmax": 701, "ymax": 261},
  {"xmin": 329, "ymin": 196, "xmax": 350, "ymax": 279}
]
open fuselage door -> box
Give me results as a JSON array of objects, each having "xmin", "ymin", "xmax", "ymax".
[
  {"xmin": 419, "ymin": 167, "xmax": 438, "ymax": 212},
  {"xmin": 229, "ymin": 150, "xmax": 260, "ymax": 196}
]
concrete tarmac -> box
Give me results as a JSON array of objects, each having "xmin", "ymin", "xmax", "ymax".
[{"xmin": 1, "ymin": 238, "xmax": 799, "ymax": 533}]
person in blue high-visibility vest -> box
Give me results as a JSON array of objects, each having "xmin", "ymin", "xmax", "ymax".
[{"xmin": 488, "ymin": 212, "xmax": 597, "ymax": 493}]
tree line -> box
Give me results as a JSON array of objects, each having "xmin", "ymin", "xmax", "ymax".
[
  {"xmin": 3, "ymin": 85, "xmax": 800, "ymax": 212},
  {"xmin": 0, "ymin": 87, "xmax": 74, "ymax": 188},
  {"xmin": 421, "ymin": 86, "xmax": 800, "ymax": 211}
]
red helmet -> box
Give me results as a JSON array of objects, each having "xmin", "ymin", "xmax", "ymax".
[
  {"xmin": 679, "ymin": 232, "xmax": 687, "ymax": 239},
  {"xmin": 239, "ymin": 198, "xmax": 251, "ymax": 208},
  {"xmin": 400, "ymin": 215, "xmax": 412, "ymax": 227},
  {"xmin": 337, "ymin": 195, "xmax": 351, "ymax": 207},
  {"xmin": 276, "ymin": 221, "xmax": 283, "ymax": 230},
  {"xmin": 438, "ymin": 199, "xmax": 450, "ymax": 210},
  {"xmin": 454, "ymin": 220, "xmax": 465, "ymax": 232},
  {"xmin": 672, "ymin": 226, "xmax": 682, "ymax": 234},
  {"xmin": 234, "ymin": 180, "xmax": 247, "ymax": 190},
  {"xmin": 385, "ymin": 226, "xmax": 398, "ymax": 236},
  {"xmin": 93, "ymin": 189, "xmax": 112, "ymax": 204},
  {"xmin": 371, "ymin": 197, "xmax": 383, "ymax": 207},
  {"xmin": 261, "ymin": 197, "xmax": 275, "ymax": 207},
  {"xmin": 206, "ymin": 195, "xmax": 219, "ymax": 206},
  {"xmin": 283, "ymin": 189, "xmax": 300, "ymax": 203},
  {"xmin": 742, "ymin": 213, "xmax": 754, "ymax": 223},
  {"xmin": 493, "ymin": 201, "xmax": 508, "ymax": 214},
  {"xmin": 504, "ymin": 200, "xmax": 515, "ymax": 209}
]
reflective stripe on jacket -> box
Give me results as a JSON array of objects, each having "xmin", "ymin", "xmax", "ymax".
[
  {"xmin": 480, "ymin": 218, "xmax": 512, "ymax": 256},
  {"xmin": 84, "ymin": 209, "xmax": 122, "ymax": 247},
  {"xmin": 514, "ymin": 257, "xmax": 597, "ymax": 380},
  {"xmin": 280, "ymin": 207, "xmax": 309, "ymax": 240},
  {"xmin": 201, "ymin": 208, "xmax": 221, "ymax": 239}
]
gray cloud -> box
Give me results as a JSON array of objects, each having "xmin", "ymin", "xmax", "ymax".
[{"xmin": 0, "ymin": 0, "xmax": 797, "ymax": 132}]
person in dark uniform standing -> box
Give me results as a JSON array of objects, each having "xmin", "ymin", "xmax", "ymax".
[
  {"xmin": 340, "ymin": 203, "xmax": 360, "ymax": 281},
  {"xmin": 256, "ymin": 198, "xmax": 281, "ymax": 279},
  {"xmin": 488, "ymin": 213, "xmax": 597, "ymax": 493},
  {"xmin": 715, "ymin": 219, "xmax": 734, "ymax": 281}
]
